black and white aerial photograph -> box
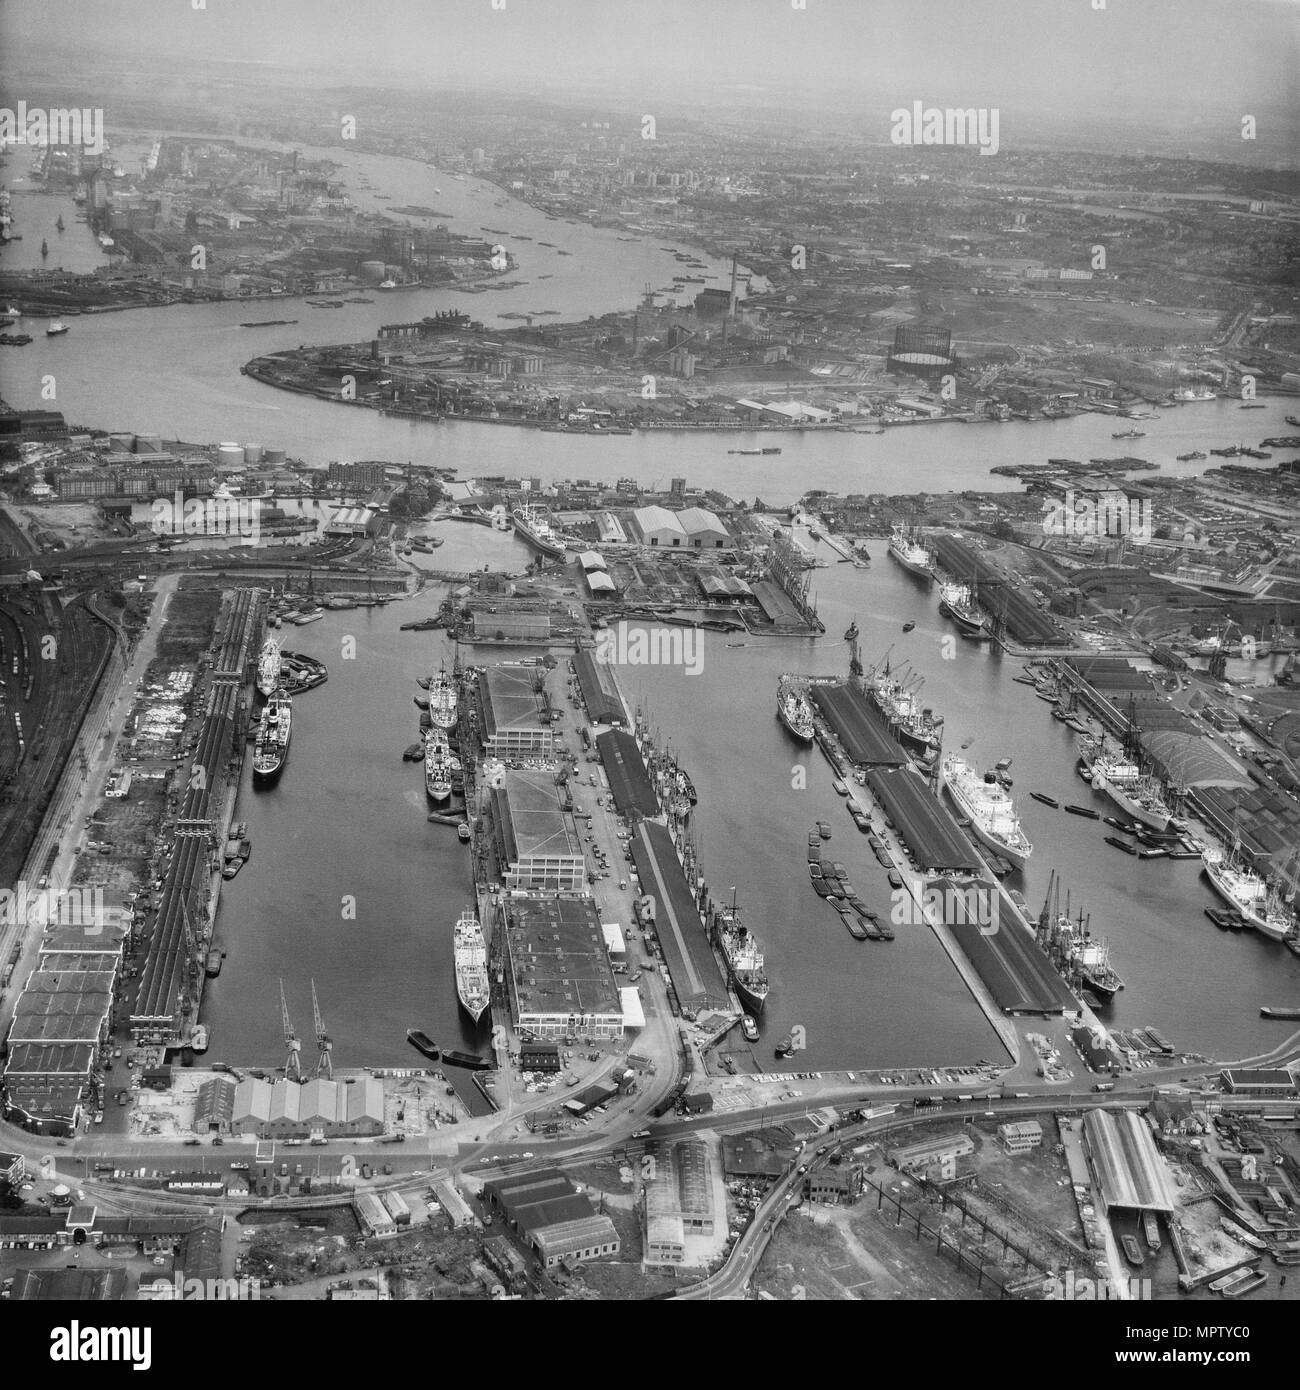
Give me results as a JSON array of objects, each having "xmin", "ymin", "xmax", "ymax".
[{"xmin": 1, "ymin": 0, "xmax": 1299, "ymax": 1355}]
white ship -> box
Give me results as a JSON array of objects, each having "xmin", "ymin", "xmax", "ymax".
[
  {"xmin": 1201, "ymin": 850, "xmax": 1292, "ymax": 940},
  {"xmin": 256, "ymin": 636, "xmax": 282, "ymax": 699},
  {"xmin": 1172, "ymin": 386, "xmax": 1216, "ymax": 403},
  {"xmin": 428, "ymin": 663, "xmax": 458, "ymax": 731},
  {"xmin": 424, "ymin": 733, "xmax": 457, "ymax": 802},
  {"xmin": 888, "ymin": 526, "xmax": 934, "ymax": 582},
  {"xmin": 940, "ymin": 754, "xmax": 1033, "ymax": 870},
  {"xmin": 776, "ymin": 683, "xmax": 814, "ymax": 743},
  {"xmin": 453, "ymin": 908, "xmax": 490, "ymax": 1024}
]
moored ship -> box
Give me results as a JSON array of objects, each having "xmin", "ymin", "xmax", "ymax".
[
  {"xmin": 938, "ymin": 581, "xmax": 987, "ymax": 639},
  {"xmin": 1201, "ymin": 850, "xmax": 1291, "ymax": 939},
  {"xmin": 256, "ymin": 636, "xmax": 282, "ymax": 699},
  {"xmin": 1035, "ymin": 874, "xmax": 1124, "ymax": 1004},
  {"xmin": 776, "ymin": 681, "xmax": 815, "ymax": 744},
  {"xmin": 715, "ymin": 900, "xmax": 769, "ymax": 1014},
  {"xmin": 252, "ymin": 688, "xmax": 292, "ymax": 782},
  {"xmin": 424, "ymin": 733, "xmax": 457, "ymax": 803},
  {"xmin": 453, "ymin": 908, "xmax": 490, "ymax": 1024},
  {"xmin": 940, "ymin": 754, "xmax": 1032, "ymax": 870},
  {"xmin": 510, "ymin": 502, "xmax": 567, "ymax": 560},
  {"xmin": 887, "ymin": 525, "xmax": 934, "ymax": 582},
  {"xmin": 869, "ymin": 661, "xmax": 942, "ymax": 759},
  {"xmin": 428, "ymin": 663, "xmax": 458, "ymax": 731},
  {"xmin": 1080, "ymin": 735, "xmax": 1172, "ymax": 832}
]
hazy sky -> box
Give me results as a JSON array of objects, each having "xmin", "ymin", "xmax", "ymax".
[{"xmin": 3, "ymin": 0, "xmax": 1298, "ymax": 136}]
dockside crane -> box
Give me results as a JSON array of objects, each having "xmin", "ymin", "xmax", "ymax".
[
  {"xmin": 312, "ymin": 979, "xmax": 333, "ymax": 1080},
  {"xmin": 280, "ymin": 979, "xmax": 302, "ymax": 1082}
]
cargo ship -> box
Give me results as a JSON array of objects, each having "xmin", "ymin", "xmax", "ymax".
[
  {"xmin": 715, "ymin": 900, "xmax": 769, "ymax": 1014},
  {"xmin": 1036, "ymin": 874, "xmax": 1124, "ymax": 1004},
  {"xmin": 1172, "ymin": 386, "xmax": 1216, "ymax": 403},
  {"xmin": 510, "ymin": 502, "xmax": 567, "ymax": 561},
  {"xmin": 869, "ymin": 661, "xmax": 942, "ymax": 759},
  {"xmin": 776, "ymin": 682, "xmax": 815, "ymax": 743},
  {"xmin": 1201, "ymin": 850, "xmax": 1292, "ymax": 940},
  {"xmin": 256, "ymin": 636, "xmax": 282, "ymax": 699},
  {"xmin": 427, "ymin": 663, "xmax": 458, "ymax": 731},
  {"xmin": 939, "ymin": 754, "xmax": 1032, "ymax": 870},
  {"xmin": 1080, "ymin": 735, "xmax": 1172, "ymax": 832},
  {"xmin": 453, "ymin": 908, "xmax": 490, "ymax": 1025},
  {"xmin": 938, "ymin": 581, "xmax": 987, "ymax": 639},
  {"xmin": 424, "ymin": 734, "xmax": 457, "ymax": 803},
  {"xmin": 1260, "ymin": 1006, "xmax": 1300, "ymax": 1020},
  {"xmin": 252, "ymin": 688, "xmax": 292, "ymax": 782},
  {"xmin": 887, "ymin": 526, "xmax": 934, "ymax": 582}
]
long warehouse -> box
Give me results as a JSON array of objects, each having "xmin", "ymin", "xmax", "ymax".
[
  {"xmin": 629, "ymin": 822, "xmax": 730, "ymax": 1013},
  {"xmin": 936, "ymin": 877, "xmax": 1079, "ymax": 1015},
  {"xmin": 597, "ymin": 729, "xmax": 660, "ymax": 820},
  {"xmin": 929, "ymin": 535, "xmax": 1067, "ymax": 647},
  {"xmin": 810, "ymin": 682, "xmax": 907, "ymax": 767},
  {"xmin": 865, "ymin": 767, "xmax": 981, "ymax": 874}
]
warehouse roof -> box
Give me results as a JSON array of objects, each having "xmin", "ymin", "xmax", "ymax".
[
  {"xmin": 596, "ymin": 729, "xmax": 658, "ymax": 818},
  {"xmin": 1083, "ymin": 1109, "xmax": 1176, "ymax": 1212}
]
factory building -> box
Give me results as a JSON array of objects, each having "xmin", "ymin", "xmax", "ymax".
[
  {"xmin": 354, "ymin": 1191, "xmax": 396, "ymax": 1238},
  {"xmin": 2, "ymin": 944, "xmax": 122, "ymax": 1136},
  {"xmin": 643, "ymin": 1138, "xmax": 717, "ymax": 1267},
  {"xmin": 998, "ymin": 1120, "xmax": 1044, "ymax": 1153},
  {"xmin": 630, "ymin": 504, "xmax": 728, "ymax": 549},
  {"xmin": 887, "ymin": 1133, "xmax": 974, "ymax": 1177},
  {"xmin": 489, "ymin": 766, "xmax": 585, "ymax": 892},
  {"xmin": 502, "ymin": 895, "xmax": 624, "ymax": 1041},
  {"xmin": 230, "ymin": 1076, "xmax": 385, "ymax": 1140},
  {"xmin": 482, "ymin": 1168, "xmax": 620, "ymax": 1268},
  {"xmin": 477, "ymin": 664, "xmax": 555, "ymax": 757}
]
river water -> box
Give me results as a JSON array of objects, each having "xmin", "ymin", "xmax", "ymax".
[{"xmin": 5, "ymin": 138, "xmax": 1297, "ymax": 1067}]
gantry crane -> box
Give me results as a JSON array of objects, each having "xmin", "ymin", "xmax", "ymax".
[
  {"xmin": 311, "ymin": 978, "xmax": 333, "ymax": 1080},
  {"xmin": 280, "ymin": 978, "xmax": 302, "ymax": 1082}
]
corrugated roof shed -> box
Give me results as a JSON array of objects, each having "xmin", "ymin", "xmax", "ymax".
[{"xmin": 1083, "ymin": 1108, "xmax": 1176, "ymax": 1212}]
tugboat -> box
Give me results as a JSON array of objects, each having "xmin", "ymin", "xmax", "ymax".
[
  {"xmin": 844, "ymin": 618, "xmax": 859, "ymax": 643},
  {"xmin": 55, "ymin": 214, "xmax": 65, "ymax": 232},
  {"xmin": 45, "ymin": 319, "xmax": 69, "ymax": 336},
  {"xmin": 741, "ymin": 1016, "xmax": 759, "ymax": 1043},
  {"xmin": 40, "ymin": 238, "xmax": 48, "ymax": 258}
]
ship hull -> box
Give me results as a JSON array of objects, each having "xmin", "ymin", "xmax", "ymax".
[
  {"xmin": 510, "ymin": 511, "xmax": 567, "ymax": 560},
  {"xmin": 939, "ymin": 599, "xmax": 987, "ymax": 639},
  {"xmin": 1094, "ymin": 775, "xmax": 1171, "ymax": 832},
  {"xmin": 889, "ymin": 544, "xmax": 933, "ymax": 581},
  {"xmin": 1200, "ymin": 858, "xmax": 1277, "ymax": 934},
  {"xmin": 732, "ymin": 977, "xmax": 768, "ymax": 1015}
]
